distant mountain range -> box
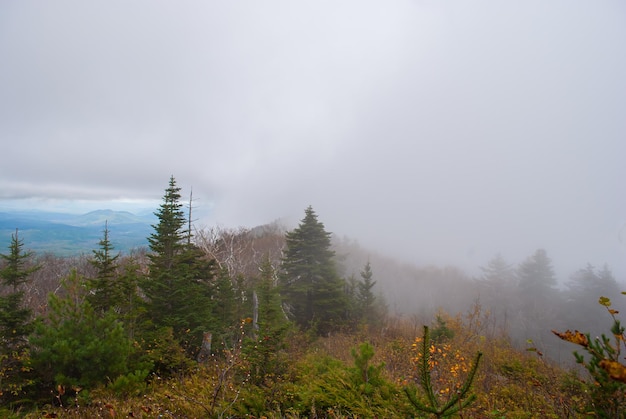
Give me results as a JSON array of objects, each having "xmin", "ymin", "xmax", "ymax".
[{"xmin": 0, "ymin": 209, "xmax": 156, "ymax": 256}]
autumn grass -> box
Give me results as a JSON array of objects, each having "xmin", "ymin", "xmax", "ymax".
[{"xmin": 21, "ymin": 308, "xmax": 594, "ymax": 418}]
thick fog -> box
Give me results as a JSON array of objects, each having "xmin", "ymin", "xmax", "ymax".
[{"xmin": 1, "ymin": 1, "xmax": 624, "ymax": 280}]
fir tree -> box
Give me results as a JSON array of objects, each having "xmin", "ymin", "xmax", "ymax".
[
  {"xmin": 479, "ymin": 253, "xmax": 515, "ymax": 287},
  {"xmin": 114, "ymin": 258, "xmax": 145, "ymax": 341},
  {"xmin": 142, "ymin": 176, "xmax": 216, "ymax": 351},
  {"xmin": 87, "ymin": 225, "xmax": 145, "ymax": 341},
  {"xmin": 279, "ymin": 206, "xmax": 347, "ymax": 335},
  {"xmin": 245, "ymin": 257, "xmax": 290, "ymax": 385},
  {"xmin": 564, "ymin": 264, "xmax": 620, "ymax": 338},
  {"xmin": 514, "ymin": 249, "xmax": 560, "ymax": 352},
  {"xmin": 477, "ymin": 254, "xmax": 515, "ymax": 333},
  {"xmin": 357, "ymin": 261, "xmax": 377, "ymax": 326},
  {"xmin": 143, "ymin": 176, "xmax": 188, "ymax": 329},
  {"xmin": 147, "ymin": 176, "xmax": 187, "ymax": 274},
  {"xmin": 0, "ymin": 229, "xmax": 39, "ymax": 404},
  {"xmin": 211, "ymin": 269, "xmax": 237, "ymax": 338},
  {"xmin": 0, "ymin": 230, "xmax": 39, "ymax": 340},
  {"xmin": 517, "ymin": 248, "xmax": 557, "ymax": 293},
  {"xmin": 256, "ymin": 258, "xmax": 288, "ymax": 330},
  {"xmin": 87, "ymin": 221, "xmax": 121, "ymax": 314},
  {"xmin": 29, "ymin": 270, "xmax": 137, "ymax": 391}
]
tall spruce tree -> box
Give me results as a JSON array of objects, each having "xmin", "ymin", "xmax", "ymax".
[
  {"xmin": 564, "ymin": 263, "xmax": 620, "ymax": 338},
  {"xmin": 0, "ymin": 229, "xmax": 39, "ymax": 404},
  {"xmin": 517, "ymin": 248, "xmax": 557, "ymax": 293},
  {"xmin": 144, "ymin": 176, "xmax": 188, "ymax": 327},
  {"xmin": 87, "ymin": 221, "xmax": 121, "ymax": 314},
  {"xmin": 147, "ymin": 176, "xmax": 187, "ymax": 275},
  {"xmin": 513, "ymin": 249, "xmax": 561, "ymax": 353},
  {"xmin": 143, "ymin": 176, "xmax": 215, "ymax": 351},
  {"xmin": 476, "ymin": 254, "xmax": 516, "ymax": 332},
  {"xmin": 357, "ymin": 261, "xmax": 377, "ymax": 326},
  {"xmin": 279, "ymin": 206, "xmax": 347, "ymax": 335}
]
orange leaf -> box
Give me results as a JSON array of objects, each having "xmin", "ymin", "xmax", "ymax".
[
  {"xmin": 552, "ymin": 330, "xmax": 589, "ymax": 347},
  {"xmin": 599, "ymin": 359, "xmax": 626, "ymax": 383}
]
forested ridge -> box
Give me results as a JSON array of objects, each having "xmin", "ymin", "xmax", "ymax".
[{"xmin": 1, "ymin": 177, "xmax": 624, "ymax": 418}]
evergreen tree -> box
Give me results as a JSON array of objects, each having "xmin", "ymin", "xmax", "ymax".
[
  {"xmin": 115, "ymin": 258, "xmax": 146, "ymax": 341},
  {"xmin": 476, "ymin": 254, "xmax": 515, "ymax": 334},
  {"xmin": 147, "ymin": 176, "xmax": 187, "ymax": 275},
  {"xmin": 256, "ymin": 258, "xmax": 288, "ymax": 331},
  {"xmin": 142, "ymin": 176, "xmax": 216, "ymax": 351},
  {"xmin": 245, "ymin": 257, "xmax": 290, "ymax": 385},
  {"xmin": 30, "ymin": 270, "xmax": 138, "ymax": 391},
  {"xmin": 597, "ymin": 264, "xmax": 618, "ymax": 287},
  {"xmin": 87, "ymin": 225, "xmax": 145, "ymax": 341},
  {"xmin": 564, "ymin": 264, "xmax": 620, "ymax": 338},
  {"xmin": 479, "ymin": 253, "xmax": 515, "ymax": 286},
  {"xmin": 209, "ymin": 268, "xmax": 236, "ymax": 345},
  {"xmin": 357, "ymin": 261, "xmax": 377, "ymax": 326},
  {"xmin": 87, "ymin": 221, "xmax": 121, "ymax": 314},
  {"xmin": 279, "ymin": 206, "xmax": 347, "ymax": 335},
  {"xmin": 143, "ymin": 175, "xmax": 190, "ymax": 329},
  {"xmin": 0, "ymin": 230, "xmax": 39, "ymax": 342},
  {"xmin": 344, "ymin": 273, "xmax": 359, "ymax": 328},
  {"xmin": 0, "ymin": 229, "xmax": 39, "ymax": 404},
  {"xmin": 513, "ymin": 249, "xmax": 561, "ymax": 353},
  {"xmin": 517, "ymin": 249, "xmax": 557, "ymax": 293}
]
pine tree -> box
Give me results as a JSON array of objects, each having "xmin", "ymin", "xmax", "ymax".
[
  {"xmin": 357, "ymin": 261, "xmax": 377, "ymax": 326},
  {"xmin": 344, "ymin": 273, "xmax": 359, "ymax": 328},
  {"xmin": 513, "ymin": 249, "xmax": 561, "ymax": 352},
  {"xmin": 517, "ymin": 249, "xmax": 557, "ymax": 293},
  {"xmin": 29, "ymin": 270, "xmax": 136, "ymax": 391},
  {"xmin": 0, "ymin": 230, "xmax": 39, "ymax": 339},
  {"xmin": 477, "ymin": 254, "xmax": 515, "ymax": 333},
  {"xmin": 87, "ymin": 224, "xmax": 145, "ymax": 341},
  {"xmin": 114, "ymin": 258, "xmax": 145, "ymax": 341},
  {"xmin": 279, "ymin": 206, "xmax": 347, "ymax": 335},
  {"xmin": 208, "ymin": 268, "xmax": 235, "ymax": 345},
  {"xmin": 147, "ymin": 176, "xmax": 187, "ymax": 275},
  {"xmin": 87, "ymin": 221, "xmax": 121, "ymax": 314},
  {"xmin": 245, "ymin": 257, "xmax": 290, "ymax": 385},
  {"xmin": 564, "ymin": 264, "xmax": 620, "ymax": 338},
  {"xmin": 142, "ymin": 176, "xmax": 216, "ymax": 351},
  {"xmin": 0, "ymin": 229, "xmax": 39, "ymax": 404},
  {"xmin": 143, "ymin": 176, "xmax": 188, "ymax": 328},
  {"xmin": 479, "ymin": 253, "xmax": 515, "ymax": 286},
  {"xmin": 256, "ymin": 258, "xmax": 288, "ymax": 330}
]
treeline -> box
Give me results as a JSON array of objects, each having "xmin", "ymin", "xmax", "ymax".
[
  {"xmin": 332, "ymin": 238, "xmax": 623, "ymax": 363},
  {"xmin": 0, "ymin": 176, "xmax": 623, "ymax": 416},
  {"xmin": 0, "ymin": 176, "xmax": 387, "ymax": 409}
]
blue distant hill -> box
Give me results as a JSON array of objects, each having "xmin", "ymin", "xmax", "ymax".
[{"xmin": 0, "ymin": 209, "xmax": 155, "ymax": 256}]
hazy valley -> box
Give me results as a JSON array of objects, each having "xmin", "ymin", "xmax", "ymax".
[{"xmin": 0, "ymin": 209, "xmax": 155, "ymax": 256}]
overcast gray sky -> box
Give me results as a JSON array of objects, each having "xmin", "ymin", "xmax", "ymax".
[{"xmin": 1, "ymin": 1, "xmax": 625, "ymax": 279}]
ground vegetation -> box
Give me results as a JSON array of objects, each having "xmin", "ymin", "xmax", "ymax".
[{"xmin": 0, "ymin": 177, "xmax": 622, "ymax": 417}]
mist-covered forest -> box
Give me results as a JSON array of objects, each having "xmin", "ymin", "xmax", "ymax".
[{"xmin": 1, "ymin": 177, "xmax": 625, "ymax": 418}]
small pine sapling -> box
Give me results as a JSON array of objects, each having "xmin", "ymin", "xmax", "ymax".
[
  {"xmin": 404, "ymin": 325, "xmax": 482, "ymax": 418},
  {"xmin": 351, "ymin": 342, "xmax": 385, "ymax": 395}
]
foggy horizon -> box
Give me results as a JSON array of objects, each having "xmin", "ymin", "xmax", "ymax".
[{"xmin": 1, "ymin": 2, "xmax": 624, "ymax": 282}]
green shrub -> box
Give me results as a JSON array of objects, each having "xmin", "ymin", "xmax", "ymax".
[
  {"xmin": 107, "ymin": 369, "xmax": 150, "ymax": 397},
  {"xmin": 553, "ymin": 295, "xmax": 626, "ymax": 416},
  {"xmin": 284, "ymin": 348, "xmax": 405, "ymax": 417},
  {"xmin": 29, "ymin": 271, "xmax": 136, "ymax": 392}
]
